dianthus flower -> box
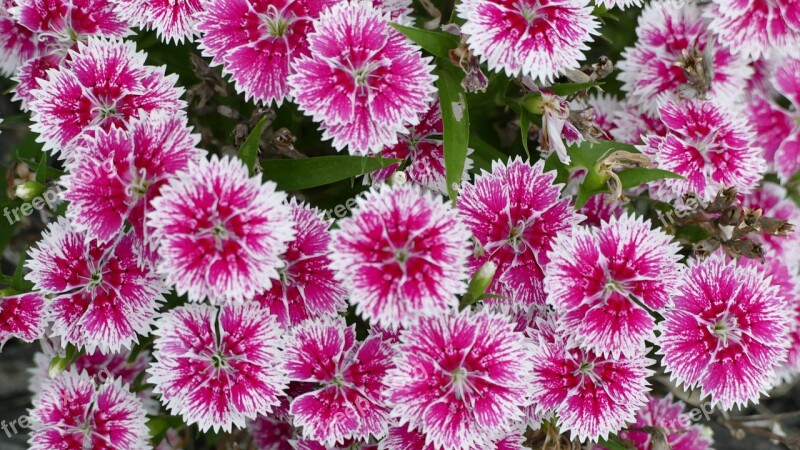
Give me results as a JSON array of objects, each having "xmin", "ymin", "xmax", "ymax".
[
  {"xmin": 380, "ymin": 423, "xmax": 527, "ymax": 450},
  {"xmin": 148, "ymin": 155, "xmax": 294, "ymax": 303},
  {"xmin": 659, "ymin": 254, "xmax": 791, "ymax": 409},
  {"xmin": 288, "ymin": 1, "xmax": 436, "ymax": 154},
  {"xmin": 457, "ymin": 158, "xmax": 583, "ymax": 308},
  {"xmin": 29, "ymin": 370, "xmax": 149, "ymax": 450},
  {"xmin": 115, "ymin": 0, "xmax": 203, "ymax": 43},
  {"xmin": 253, "ymin": 200, "xmax": 346, "ymax": 328},
  {"xmin": 530, "ymin": 324, "xmax": 652, "ymax": 443},
  {"xmin": 329, "ymin": 183, "xmax": 471, "ymax": 328},
  {"xmin": 545, "ymin": 213, "xmax": 682, "ymax": 357},
  {"xmin": 385, "ymin": 309, "xmax": 534, "ymax": 450},
  {"xmin": 148, "ymin": 303, "xmax": 288, "ymax": 432},
  {"xmin": 25, "ymin": 217, "xmax": 165, "ymax": 352},
  {"xmin": 28, "ymin": 37, "xmax": 185, "ymax": 156},
  {"xmin": 62, "ymin": 113, "xmax": 202, "ymax": 245},
  {"xmin": 747, "ymin": 58, "xmax": 800, "ymax": 181},
  {"xmin": 457, "ymin": 0, "xmax": 598, "ymax": 83},
  {"xmin": 707, "ymin": 0, "xmax": 800, "ymax": 59},
  {"xmin": 371, "ymin": 101, "xmax": 472, "ymax": 194},
  {"xmin": 599, "ymin": 394, "xmax": 713, "ymax": 450},
  {"xmin": 0, "ymin": 292, "xmax": 45, "ymax": 348},
  {"xmin": 283, "ymin": 317, "xmax": 394, "ymax": 446},
  {"xmin": 617, "ymin": 2, "xmax": 752, "ymax": 113},
  {"xmin": 0, "ymin": 1, "xmax": 39, "ymax": 76},
  {"xmin": 611, "ymin": 98, "xmax": 667, "ymax": 145},
  {"xmin": 640, "ymin": 98, "xmax": 765, "ymax": 202},
  {"xmin": 10, "ymin": 0, "xmax": 130, "ymax": 105}
]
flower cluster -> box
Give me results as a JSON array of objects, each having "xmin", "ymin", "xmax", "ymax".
[{"xmin": 0, "ymin": 0, "xmax": 798, "ymax": 449}]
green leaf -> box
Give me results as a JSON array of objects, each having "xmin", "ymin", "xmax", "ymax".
[
  {"xmin": 389, "ymin": 23, "xmax": 460, "ymax": 59},
  {"xmin": 35, "ymin": 151, "xmax": 48, "ymax": 184},
  {"xmin": 519, "ymin": 109, "xmax": 530, "ymax": 158},
  {"xmin": 14, "ymin": 131, "xmax": 44, "ymax": 162},
  {"xmin": 262, "ymin": 156, "xmax": 402, "ymax": 191},
  {"xmin": 11, "ymin": 247, "xmax": 33, "ymax": 293},
  {"xmin": 237, "ymin": 116, "xmax": 268, "ymax": 176},
  {"xmin": 597, "ymin": 435, "xmax": 633, "ymax": 450},
  {"xmin": 618, "ymin": 167, "xmax": 683, "ymax": 189},
  {"xmin": 547, "ymin": 81, "xmax": 601, "ymax": 97},
  {"xmin": 468, "ymin": 133, "xmax": 505, "ymax": 173},
  {"xmin": 437, "ymin": 67, "xmax": 470, "ymax": 202}
]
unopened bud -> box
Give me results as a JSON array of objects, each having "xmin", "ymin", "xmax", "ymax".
[{"xmin": 15, "ymin": 180, "xmax": 45, "ymax": 201}]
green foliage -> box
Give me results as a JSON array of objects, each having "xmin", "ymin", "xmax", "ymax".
[
  {"xmin": 437, "ymin": 66, "xmax": 470, "ymax": 202},
  {"xmin": 262, "ymin": 156, "xmax": 402, "ymax": 191}
]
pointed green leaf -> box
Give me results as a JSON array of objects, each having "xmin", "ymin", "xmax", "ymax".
[
  {"xmin": 35, "ymin": 151, "xmax": 48, "ymax": 184},
  {"xmin": 237, "ymin": 116, "xmax": 268, "ymax": 176},
  {"xmin": 520, "ymin": 109, "xmax": 530, "ymax": 158},
  {"xmin": 618, "ymin": 167, "xmax": 683, "ymax": 189},
  {"xmin": 389, "ymin": 23, "xmax": 460, "ymax": 59},
  {"xmin": 437, "ymin": 67, "xmax": 470, "ymax": 202},
  {"xmin": 261, "ymin": 156, "xmax": 402, "ymax": 191}
]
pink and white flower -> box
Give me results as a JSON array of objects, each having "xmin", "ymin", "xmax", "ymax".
[
  {"xmin": 148, "ymin": 155, "xmax": 294, "ymax": 303},
  {"xmin": 618, "ymin": 2, "xmax": 752, "ymax": 114},
  {"xmin": 545, "ymin": 213, "xmax": 683, "ymax": 357},
  {"xmin": 380, "ymin": 423, "xmax": 529, "ymax": 450},
  {"xmin": 29, "ymin": 370, "xmax": 149, "ymax": 450},
  {"xmin": 329, "ymin": 183, "xmax": 471, "ymax": 328},
  {"xmin": 288, "ymin": 1, "xmax": 437, "ymax": 154},
  {"xmin": 457, "ymin": 158, "xmax": 583, "ymax": 308},
  {"xmin": 0, "ymin": 1, "xmax": 40, "ymax": 76},
  {"xmin": 640, "ymin": 98, "xmax": 765, "ymax": 202},
  {"xmin": 0, "ymin": 292, "xmax": 46, "ymax": 348},
  {"xmin": 602, "ymin": 394, "xmax": 713, "ymax": 450},
  {"xmin": 707, "ymin": 0, "xmax": 800, "ymax": 59},
  {"xmin": 283, "ymin": 317, "xmax": 394, "ymax": 446},
  {"xmin": 385, "ymin": 310, "xmax": 534, "ymax": 450},
  {"xmin": 28, "ymin": 37, "xmax": 185, "ymax": 157},
  {"xmin": 659, "ymin": 254, "xmax": 791, "ymax": 410},
  {"xmin": 196, "ymin": 0, "xmax": 337, "ymax": 106},
  {"xmin": 370, "ymin": 101, "xmax": 472, "ymax": 194},
  {"xmin": 63, "ymin": 113, "xmax": 202, "ymax": 245},
  {"xmin": 148, "ymin": 303, "xmax": 288, "ymax": 432},
  {"xmin": 253, "ymin": 200, "xmax": 347, "ymax": 328},
  {"xmin": 530, "ymin": 327, "xmax": 653, "ymax": 442},
  {"xmin": 25, "ymin": 217, "xmax": 165, "ymax": 352},
  {"xmin": 611, "ymin": 98, "xmax": 667, "ymax": 145},
  {"xmin": 248, "ymin": 415, "xmax": 294, "ymax": 450},
  {"xmin": 115, "ymin": 0, "xmax": 203, "ymax": 43},
  {"xmin": 457, "ymin": 0, "xmax": 598, "ymax": 83},
  {"xmin": 747, "ymin": 58, "xmax": 800, "ymax": 181}
]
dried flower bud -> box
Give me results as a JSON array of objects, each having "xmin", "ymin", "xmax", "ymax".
[
  {"xmin": 760, "ymin": 217, "xmax": 794, "ymax": 236},
  {"xmin": 694, "ymin": 237, "xmax": 721, "ymax": 260}
]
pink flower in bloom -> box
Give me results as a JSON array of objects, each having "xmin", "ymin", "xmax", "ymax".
[
  {"xmin": 707, "ymin": 0, "xmax": 800, "ymax": 59},
  {"xmin": 288, "ymin": 1, "xmax": 437, "ymax": 154},
  {"xmin": 611, "ymin": 98, "xmax": 666, "ymax": 145},
  {"xmin": 599, "ymin": 394, "xmax": 713, "ymax": 450},
  {"xmin": 283, "ymin": 317, "xmax": 394, "ymax": 446},
  {"xmin": 196, "ymin": 0, "xmax": 337, "ymax": 106},
  {"xmin": 25, "ymin": 217, "xmax": 164, "ymax": 352},
  {"xmin": 148, "ymin": 155, "xmax": 294, "ymax": 303},
  {"xmin": 640, "ymin": 98, "xmax": 765, "ymax": 202},
  {"xmin": 544, "ymin": 213, "xmax": 682, "ymax": 357},
  {"xmin": 457, "ymin": 158, "xmax": 583, "ymax": 308},
  {"xmin": 295, "ymin": 440, "xmax": 378, "ymax": 450},
  {"xmin": 0, "ymin": 1, "xmax": 40, "ymax": 76},
  {"xmin": 617, "ymin": 2, "xmax": 752, "ymax": 114},
  {"xmin": 62, "ymin": 113, "xmax": 202, "ymax": 245},
  {"xmin": 457, "ymin": 0, "xmax": 598, "ymax": 83},
  {"xmin": 659, "ymin": 255, "xmax": 791, "ymax": 410},
  {"xmin": 380, "ymin": 423, "xmax": 529, "ymax": 450},
  {"xmin": 10, "ymin": 0, "xmax": 131, "ymax": 106},
  {"xmin": 329, "ymin": 183, "xmax": 471, "ymax": 328},
  {"xmin": 371, "ymin": 101, "xmax": 472, "ymax": 194},
  {"xmin": 248, "ymin": 415, "xmax": 294, "ymax": 450},
  {"xmin": 115, "ymin": 0, "xmax": 203, "ymax": 43},
  {"xmin": 28, "ymin": 37, "xmax": 185, "ymax": 157},
  {"xmin": 253, "ymin": 200, "xmax": 347, "ymax": 328},
  {"xmin": 530, "ymin": 328, "xmax": 652, "ymax": 442},
  {"xmin": 29, "ymin": 370, "xmax": 149, "ymax": 450},
  {"xmin": 385, "ymin": 310, "xmax": 534, "ymax": 450},
  {"xmin": 747, "ymin": 58, "xmax": 800, "ymax": 181},
  {"xmin": 0, "ymin": 293, "xmax": 46, "ymax": 348},
  {"xmin": 148, "ymin": 303, "xmax": 288, "ymax": 432}
]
